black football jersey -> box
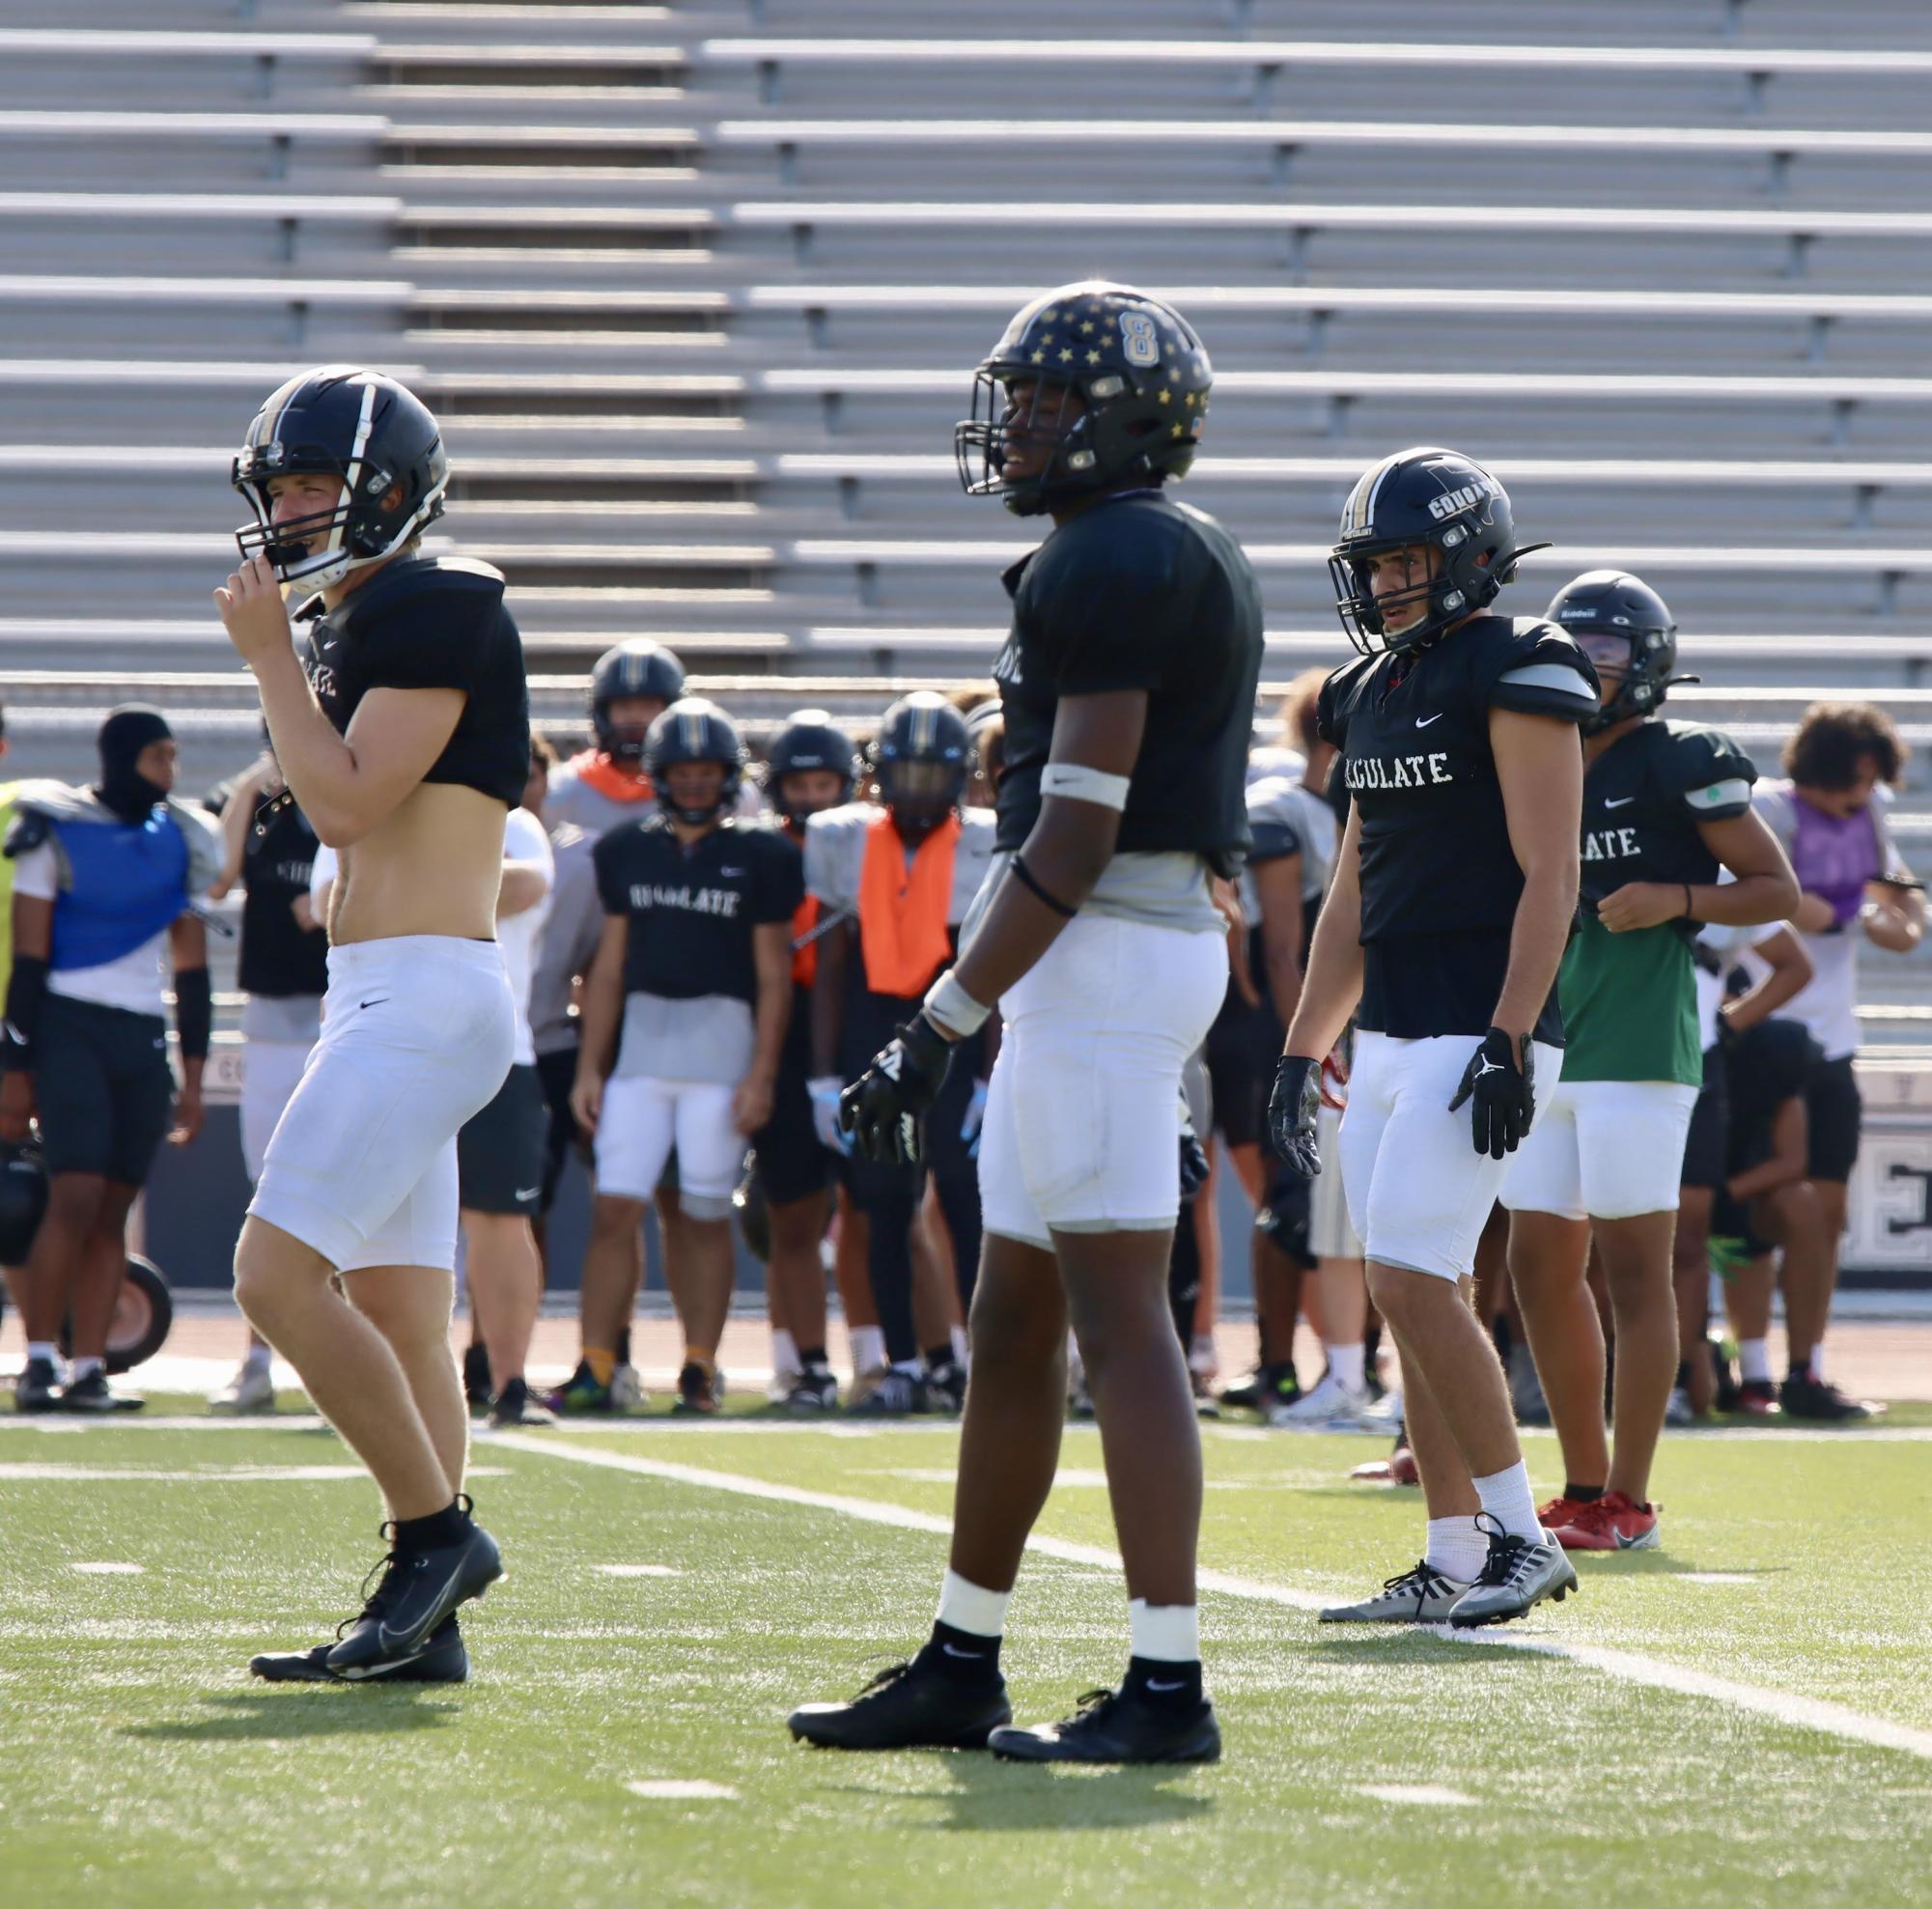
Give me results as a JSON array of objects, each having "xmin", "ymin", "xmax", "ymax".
[
  {"xmin": 593, "ymin": 815, "xmax": 803, "ymax": 1006},
  {"xmin": 993, "ymin": 491, "xmax": 1264, "ymax": 875},
  {"xmin": 300, "ymin": 557, "xmax": 530, "ymax": 807},
  {"xmin": 238, "ymin": 788, "xmax": 328, "ymax": 997},
  {"xmin": 1319, "ymin": 614, "xmax": 1599, "ymax": 1041},
  {"xmin": 1581, "ymin": 719, "xmax": 1757, "ymax": 938}
]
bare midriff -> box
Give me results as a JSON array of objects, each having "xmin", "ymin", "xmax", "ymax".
[{"xmin": 327, "ymin": 780, "xmax": 506, "ymax": 944}]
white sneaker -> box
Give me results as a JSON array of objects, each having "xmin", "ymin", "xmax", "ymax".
[
  {"xmin": 209, "ymin": 1362, "xmax": 274, "ymax": 1416},
  {"xmin": 1320, "ymin": 1559, "xmax": 1471, "ymax": 1623},
  {"xmin": 1266, "ymin": 1373, "xmax": 1373, "ymax": 1431},
  {"xmin": 1448, "ymin": 1519, "xmax": 1579, "ymax": 1628},
  {"xmin": 609, "ymin": 1362, "xmax": 645, "ymax": 1412},
  {"xmin": 1358, "ymin": 1386, "xmax": 1403, "ymax": 1427},
  {"xmin": 1665, "ymin": 1387, "xmax": 1694, "ymax": 1426}
]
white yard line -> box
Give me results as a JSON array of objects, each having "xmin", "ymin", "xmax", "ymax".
[{"xmin": 491, "ymin": 1433, "xmax": 1932, "ymax": 1766}]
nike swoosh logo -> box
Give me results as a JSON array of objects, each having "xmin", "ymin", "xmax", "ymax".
[
  {"xmin": 359, "ymin": 997, "xmax": 390, "ymax": 1010},
  {"xmin": 720, "ymin": 867, "xmax": 744, "ymax": 877},
  {"xmin": 1614, "ymin": 1530, "xmax": 1650, "ymax": 1549},
  {"xmin": 1414, "ymin": 714, "xmax": 1444, "ymax": 728},
  {"xmin": 940, "ymin": 1642, "xmax": 985, "ymax": 1660},
  {"xmin": 1144, "ymin": 1677, "xmax": 1189, "ymax": 1692},
  {"xmin": 1605, "ymin": 797, "xmax": 1636, "ymax": 809},
  {"xmin": 336, "ymin": 1655, "xmax": 421, "ymax": 1679},
  {"xmin": 515, "ymin": 1186, "xmax": 541, "ymax": 1202}
]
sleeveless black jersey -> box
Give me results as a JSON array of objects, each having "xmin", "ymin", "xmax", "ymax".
[
  {"xmin": 1580, "ymin": 719, "xmax": 1757, "ymax": 937},
  {"xmin": 204, "ymin": 775, "xmax": 329, "ymax": 998},
  {"xmin": 993, "ymin": 491, "xmax": 1264, "ymax": 876},
  {"xmin": 1319, "ymin": 614, "xmax": 1599, "ymax": 1042},
  {"xmin": 300, "ymin": 557, "xmax": 529, "ymax": 806},
  {"xmin": 593, "ymin": 814, "xmax": 803, "ymax": 1006}
]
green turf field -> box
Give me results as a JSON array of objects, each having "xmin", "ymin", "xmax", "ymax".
[{"xmin": 2, "ymin": 1407, "xmax": 1928, "ymax": 1907}]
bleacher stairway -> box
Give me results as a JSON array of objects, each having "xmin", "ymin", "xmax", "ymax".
[{"xmin": 0, "ymin": 0, "xmax": 1927, "ymax": 1074}]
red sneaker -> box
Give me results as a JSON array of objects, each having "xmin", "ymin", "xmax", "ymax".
[
  {"xmin": 1735, "ymin": 1380, "xmax": 1779, "ymax": 1417},
  {"xmin": 1553, "ymin": 1491, "xmax": 1659, "ymax": 1553},
  {"xmin": 1537, "ymin": 1493, "xmax": 1594, "ymax": 1530}
]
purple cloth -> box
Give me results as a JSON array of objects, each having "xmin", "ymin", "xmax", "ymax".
[{"xmin": 1789, "ymin": 794, "xmax": 1881, "ymax": 928}]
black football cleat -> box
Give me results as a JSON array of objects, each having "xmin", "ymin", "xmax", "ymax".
[
  {"xmin": 58, "ymin": 1368, "xmax": 145, "ymax": 1414},
  {"xmin": 13, "ymin": 1355, "xmax": 60, "ymax": 1414},
  {"xmin": 789, "ymin": 1655, "xmax": 1011, "ymax": 1751},
  {"xmin": 489, "ymin": 1376, "xmax": 556, "ymax": 1428},
  {"xmin": 324, "ymin": 1517, "xmax": 501, "ymax": 1680},
  {"xmin": 251, "ymin": 1614, "xmax": 467, "ymax": 1684},
  {"xmin": 989, "ymin": 1686, "xmax": 1221, "ymax": 1765}
]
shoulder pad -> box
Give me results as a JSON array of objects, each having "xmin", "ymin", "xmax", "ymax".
[
  {"xmin": 337, "ymin": 556, "xmax": 508, "ymax": 638},
  {"xmin": 1047, "ymin": 495, "xmax": 1189, "ymax": 590},
  {"xmin": 165, "ymin": 798, "xmax": 225, "ymax": 896},
  {"xmin": 1479, "ymin": 617, "xmax": 1600, "ymax": 723}
]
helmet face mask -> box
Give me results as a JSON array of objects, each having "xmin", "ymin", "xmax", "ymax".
[
  {"xmin": 874, "ymin": 692, "xmax": 969, "ymax": 833},
  {"xmin": 955, "ymin": 281, "xmax": 1211, "ymax": 518},
  {"xmin": 1329, "ymin": 447, "xmax": 1542, "ymax": 657},
  {"xmin": 591, "ymin": 640, "xmax": 686, "ymax": 760},
  {"xmin": 232, "ymin": 367, "xmax": 448, "ymax": 596}
]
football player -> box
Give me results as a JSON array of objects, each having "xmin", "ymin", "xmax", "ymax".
[
  {"xmin": 1751, "ymin": 701, "xmax": 1923, "ymax": 1418},
  {"xmin": 801, "ymin": 693, "xmax": 995, "ymax": 1416},
  {"xmin": 571, "ymin": 700, "xmax": 801, "ymax": 1415},
  {"xmin": 753, "ymin": 710, "xmax": 861, "ymax": 1412},
  {"xmin": 1498, "ymin": 573, "xmax": 1798, "ymax": 1550},
  {"xmin": 217, "ymin": 366, "xmax": 525, "ymax": 1684},
  {"xmin": 789, "ymin": 282, "xmax": 1260, "ymax": 1763},
  {"xmin": 1269, "ymin": 447, "xmax": 1595, "ymax": 1628}
]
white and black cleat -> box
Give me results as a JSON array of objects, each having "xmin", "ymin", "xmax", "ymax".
[
  {"xmin": 1448, "ymin": 1516, "xmax": 1578, "ymax": 1629},
  {"xmin": 1320, "ymin": 1560, "xmax": 1472, "ymax": 1624}
]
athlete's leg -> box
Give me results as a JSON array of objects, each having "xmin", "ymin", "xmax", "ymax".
[
  {"xmin": 1395, "ymin": 1314, "xmax": 1478, "ymax": 1519},
  {"xmin": 582, "ymin": 1073, "xmax": 675, "ymax": 1374},
  {"xmin": 947, "ymin": 1232, "xmax": 1069, "ymax": 1591},
  {"xmin": 1062, "ymin": 1226, "xmax": 1200, "ymax": 1608},
  {"xmin": 1673, "ymin": 1186, "xmax": 1716, "ymax": 1412},
  {"xmin": 1596, "ymin": 1210, "xmax": 1680, "ymax": 1502},
  {"xmin": 236, "ymin": 1216, "xmax": 453, "ymax": 1519},
  {"xmin": 462, "ymin": 1211, "xmax": 542, "ymax": 1401},
  {"xmin": 666, "ymin": 1081, "xmax": 742, "ymax": 1363},
  {"xmin": 766, "ymin": 1186, "xmax": 831, "ymax": 1354},
  {"xmin": 68, "ymin": 1180, "xmax": 139, "ymax": 1364},
  {"xmin": 19, "ymin": 1171, "xmax": 103, "ymax": 1345},
  {"xmin": 342, "ymin": 1264, "xmax": 466, "ymax": 1496},
  {"xmin": 580, "ymin": 1193, "xmax": 647, "ymax": 1358},
  {"xmin": 910, "ymin": 1189, "xmax": 961, "ymax": 1354},
  {"xmin": 1793, "ymin": 1177, "xmax": 1848, "ymax": 1377},
  {"xmin": 1369, "ymin": 1263, "xmax": 1525, "ymax": 1482},
  {"xmin": 1507, "ymin": 1210, "xmax": 1607, "ymax": 1487}
]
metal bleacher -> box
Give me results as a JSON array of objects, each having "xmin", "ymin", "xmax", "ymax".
[{"xmin": 1, "ymin": 0, "xmax": 1928, "ymax": 1040}]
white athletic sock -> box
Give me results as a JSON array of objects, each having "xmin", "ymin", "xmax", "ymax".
[
  {"xmin": 1738, "ymin": 1337, "xmax": 1771, "ymax": 1383},
  {"xmin": 1808, "ymin": 1344, "xmax": 1826, "ymax": 1382},
  {"xmin": 849, "ymin": 1324, "xmax": 884, "ymax": 1376},
  {"xmin": 937, "ymin": 1568, "xmax": 1010, "ymax": 1639},
  {"xmin": 950, "ymin": 1325, "xmax": 968, "ymax": 1367},
  {"xmin": 1328, "ymin": 1342, "xmax": 1366, "ymax": 1392},
  {"xmin": 1471, "ymin": 1461, "xmax": 1543, "ymax": 1542},
  {"xmin": 1128, "ymin": 1598, "xmax": 1200, "ymax": 1663},
  {"xmin": 243, "ymin": 1343, "xmax": 272, "ymax": 1375},
  {"xmin": 1425, "ymin": 1516, "xmax": 1488, "ymax": 1583},
  {"xmin": 70, "ymin": 1355, "xmax": 103, "ymax": 1384},
  {"xmin": 770, "ymin": 1328, "xmax": 800, "ymax": 1381},
  {"xmin": 26, "ymin": 1340, "xmax": 58, "ymax": 1369},
  {"xmin": 890, "ymin": 1357, "xmax": 924, "ymax": 1380}
]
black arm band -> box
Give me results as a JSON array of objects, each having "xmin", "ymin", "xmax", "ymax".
[
  {"xmin": 1, "ymin": 954, "xmax": 47, "ymax": 1071},
  {"xmin": 1009, "ymin": 853, "xmax": 1078, "ymax": 920},
  {"xmin": 174, "ymin": 966, "xmax": 212, "ymax": 1062}
]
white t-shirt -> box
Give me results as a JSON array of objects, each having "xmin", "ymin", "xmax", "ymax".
[
  {"xmin": 308, "ymin": 822, "xmax": 553, "ymax": 1066},
  {"xmin": 11, "ymin": 841, "xmax": 169, "ymax": 1016},
  {"xmin": 497, "ymin": 804, "xmax": 554, "ymax": 1067}
]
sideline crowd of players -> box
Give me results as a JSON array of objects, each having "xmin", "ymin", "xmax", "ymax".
[{"xmin": 0, "ymin": 283, "xmax": 1922, "ymax": 1755}]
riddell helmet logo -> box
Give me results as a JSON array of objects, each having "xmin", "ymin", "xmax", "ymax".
[{"xmin": 1427, "ymin": 480, "xmax": 1491, "ymax": 521}]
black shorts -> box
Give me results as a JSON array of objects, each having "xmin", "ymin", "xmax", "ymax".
[
  {"xmin": 755, "ymin": 1041, "xmax": 832, "ymax": 1210},
  {"xmin": 458, "ymin": 1062, "xmax": 546, "ymax": 1217},
  {"xmin": 1679, "ymin": 1044, "xmax": 1729, "ymax": 1193},
  {"xmin": 1203, "ymin": 978, "xmax": 1280, "ymax": 1152},
  {"xmin": 34, "ymin": 994, "xmax": 174, "ymax": 1185},
  {"xmin": 1805, "ymin": 1052, "xmax": 1862, "ymax": 1184},
  {"xmin": 1723, "ymin": 1019, "xmax": 1820, "ymax": 1178}
]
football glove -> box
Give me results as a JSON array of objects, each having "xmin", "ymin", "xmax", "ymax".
[
  {"xmin": 1267, "ymin": 1055, "xmax": 1324, "ymax": 1178},
  {"xmin": 839, "ymin": 1012, "xmax": 955, "ymax": 1166},
  {"xmin": 1447, "ymin": 1025, "xmax": 1535, "ymax": 1161},
  {"xmin": 1178, "ymin": 1086, "xmax": 1210, "ymax": 1197}
]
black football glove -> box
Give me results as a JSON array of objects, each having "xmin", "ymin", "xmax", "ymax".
[
  {"xmin": 838, "ymin": 1012, "xmax": 955, "ymax": 1165},
  {"xmin": 1266, "ymin": 1055, "xmax": 1324, "ymax": 1179},
  {"xmin": 1448, "ymin": 1025, "xmax": 1535, "ymax": 1161},
  {"xmin": 1178, "ymin": 1087, "xmax": 1210, "ymax": 1199}
]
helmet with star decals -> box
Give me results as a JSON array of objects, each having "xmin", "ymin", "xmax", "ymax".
[{"xmin": 955, "ymin": 281, "xmax": 1212, "ymax": 517}]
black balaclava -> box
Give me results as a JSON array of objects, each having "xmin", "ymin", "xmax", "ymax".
[{"xmin": 96, "ymin": 705, "xmax": 173, "ymax": 824}]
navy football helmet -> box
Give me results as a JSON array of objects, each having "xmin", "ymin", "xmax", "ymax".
[
  {"xmin": 1330, "ymin": 446, "xmax": 1548, "ymax": 656},
  {"xmin": 1546, "ymin": 570, "xmax": 1694, "ymax": 737},
  {"xmin": 645, "ymin": 698, "xmax": 744, "ymax": 825},
  {"xmin": 873, "ymin": 692, "xmax": 969, "ymax": 831},
  {"xmin": 956, "ymin": 281, "xmax": 1212, "ymax": 517},
  {"xmin": 591, "ymin": 640, "xmax": 686, "ymax": 761},
  {"xmin": 232, "ymin": 366, "xmax": 448, "ymax": 596},
  {"xmin": 765, "ymin": 710, "xmax": 858, "ymax": 821}
]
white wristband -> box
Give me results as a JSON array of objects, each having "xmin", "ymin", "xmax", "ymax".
[
  {"xmin": 923, "ymin": 969, "xmax": 992, "ymax": 1038},
  {"xmin": 1041, "ymin": 761, "xmax": 1131, "ymax": 811}
]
